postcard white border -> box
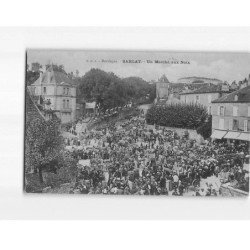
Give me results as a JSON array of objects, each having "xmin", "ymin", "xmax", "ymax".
[{"xmin": 0, "ymin": 27, "xmax": 249, "ymax": 219}]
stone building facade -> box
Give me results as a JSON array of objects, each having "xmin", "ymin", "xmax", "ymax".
[
  {"xmin": 211, "ymin": 85, "xmax": 250, "ymax": 142},
  {"xmin": 155, "ymin": 74, "xmax": 169, "ymax": 101},
  {"xmin": 179, "ymin": 84, "xmax": 230, "ymax": 113},
  {"xmin": 28, "ymin": 67, "xmax": 76, "ymax": 124}
]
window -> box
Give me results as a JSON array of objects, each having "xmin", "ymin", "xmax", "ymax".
[
  {"xmin": 63, "ymin": 88, "xmax": 66, "ymax": 95},
  {"xmin": 43, "ymin": 87, "xmax": 46, "ymax": 94},
  {"xmin": 244, "ymin": 120, "xmax": 248, "ymax": 132},
  {"xmin": 208, "ymin": 95, "xmax": 212, "ymax": 103},
  {"xmin": 233, "ymin": 119, "xmax": 238, "ymax": 131},
  {"xmin": 229, "ymin": 119, "xmax": 233, "ymax": 130},
  {"xmin": 184, "ymin": 96, "xmax": 186, "ymax": 103},
  {"xmin": 219, "ymin": 106, "xmax": 225, "ymax": 116},
  {"xmin": 233, "ymin": 106, "xmax": 238, "ymax": 116},
  {"xmin": 248, "ymin": 106, "xmax": 250, "ymax": 117},
  {"xmin": 63, "ymin": 99, "xmax": 66, "ymax": 109},
  {"xmin": 219, "ymin": 118, "xmax": 224, "ymax": 129},
  {"xmin": 67, "ymin": 88, "xmax": 70, "ymax": 95},
  {"xmin": 196, "ymin": 95, "xmax": 200, "ymax": 103},
  {"xmin": 67, "ymin": 100, "xmax": 69, "ymax": 108},
  {"xmin": 34, "ymin": 87, "xmax": 36, "ymax": 94}
]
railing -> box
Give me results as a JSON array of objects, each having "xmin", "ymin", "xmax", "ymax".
[{"xmin": 220, "ymin": 184, "xmax": 248, "ymax": 197}]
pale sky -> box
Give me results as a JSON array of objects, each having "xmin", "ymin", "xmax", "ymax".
[{"xmin": 27, "ymin": 50, "xmax": 250, "ymax": 83}]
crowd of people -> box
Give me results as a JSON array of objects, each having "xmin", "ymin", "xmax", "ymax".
[
  {"xmin": 66, "ymin": 104, "xmax": 136, "ymax": 137},
  {"xmin": 65, "ymin": 113, "xmax": 249, "ymax": 196}
]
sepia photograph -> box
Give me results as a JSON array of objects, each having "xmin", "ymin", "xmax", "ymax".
[
  {"xmin": 24, "ymin": 49, "xmax": 250, "ymax": 196},
  {"xmin": 2, "ymin": 2, "xmax": 250, "ymax": 248}
]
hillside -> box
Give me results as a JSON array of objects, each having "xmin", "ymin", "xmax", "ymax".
[{"xmin": 177, "ymin": 76, "xmax": 223, "ymax": 85}]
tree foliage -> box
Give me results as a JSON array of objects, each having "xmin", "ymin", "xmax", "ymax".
[
  {"xmin": 146, "ymin": 103, "xmax": 208, "ymax": 130},
  {"xmin": 77, "ymin": 68, "xmax": 155, "ymax": 110},
  {"xmin": 196, "ymin": 115, "xmax": 212, "ymax": 139},
  {"xmin": 45, "ymin": 64, "xmax": 66, "ymax": 73},
  {"xmin": 25, "ymin": 117, "xmax": 64, "ymax": 183},
  {"xmin": 31, "ymin": 62, "xmax": 42, "ymax": 72},
  {"xmin": 26, "ymin": 70, "xmax": 40, "ymax": 86}
]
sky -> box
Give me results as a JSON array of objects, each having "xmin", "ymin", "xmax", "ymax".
[{"xmin": 27, "ymin": 50, "xmax": 250, "ymax": 83}]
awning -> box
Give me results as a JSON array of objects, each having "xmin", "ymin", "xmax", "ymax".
[
  {"xmin": 237, "ymin": 133, "xmax": 250, "ymax": 142},
  {"xmin": 211, "ymin": 130, "xmax": 227, "ymax": 139},
  {"xmin": 224, "ymin": 131, "xmax": 241, "ymax": 140}
]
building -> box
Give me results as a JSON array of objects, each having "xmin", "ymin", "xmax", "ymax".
[
  {"xmin": 28, "ymin": 66, "xmax": 76, "ymax": 124},
  {"xmin": 156, "ymin": 74, "xmax": 169, "ymax": 101},
  {"xmin": 210, "ymin": 85, "xmax": 250, "ymax": 142},
  {"xmin": 239, "ymin": 75, "xmax": 250, "ymax": 89},
  {"xmin": 230, "ymin": 81, "xmax": 239, "ymax": 91},
  {"xmin": 179, "ymin": 83, "xmax": 230, "ymax": 113},
  {"xmin": 166, "ymin": 93, "xmax": 181, "ymax": 105}
]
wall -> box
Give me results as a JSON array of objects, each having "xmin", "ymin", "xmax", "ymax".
[
  {"xmin": 71, "ymin": 96, "xmax": 76, "ymax": 122},
  {"xmin": 220, "ymin": 184, "xmax": 248, "ymax": 197},
  {"xmin": 180, "ymin": 92, "xmax": 221, "ymax": 109},
  {"xmin": 156, "ymin": 82, "xmax": 169, "ymax": 99},
  {"xmin": 211, "ymin": 102, "xmax": 250, "ymax": 131},
  {"xmin": 60, "ymin": 112, "xmax": 72, "ymax": 123},
  {"xmin": 32, "ymin": 84, "xmax": 55, "ymax": 96}
]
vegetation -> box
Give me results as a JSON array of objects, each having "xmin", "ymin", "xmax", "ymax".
[
  {"xmin": 26, "ymin": 62, "xmax": 40, "ymax": 86},
  {"xmin": 25, "ymin": 115, "xmax": 77, "ymax": 189},
  {"xmin": 26, "ymin": 64, "xmax": 155, "ymax": 110},
  {"xmin": 25, "ymin": 117, "xmax": 63, "ymax": 183},
  {"xmin": 196, "ymin": 115, "xmax": 212, "ymax": 139},
  {"xmin": 26, "ymin": 62, "xmax": 78, "ymax": 86},
  {"xmin": 91, "ymin": 107, "xmax": 141, "ymax": 131},
  {"xmin": 77, "ymin": 68, "xmax": 155, "ymax": 110},
  {"xmin": 146, "ymin": 103, "xmax": 209, "ymax": 131}
]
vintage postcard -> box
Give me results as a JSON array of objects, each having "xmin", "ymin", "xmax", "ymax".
[{"xmin": 24, "ymin": 49, "xmax": 249, "ymax": 196}]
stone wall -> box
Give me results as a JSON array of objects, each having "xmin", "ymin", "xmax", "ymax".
[{"xmin": 220, "ymin": 184, "xmax": 248, "ymax": 197}]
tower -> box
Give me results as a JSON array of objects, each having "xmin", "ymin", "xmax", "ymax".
[{"xmin": 156, "ymin": 74, "xmax": 170, "ymax": 100}]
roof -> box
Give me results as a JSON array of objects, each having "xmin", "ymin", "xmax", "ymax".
[
  {"xmin": 25, "ymin": 88, "xmax": 45, "ymax": 122},
  {"xmin": 179, "ymin": 84, "xmax": 229, "ymax": 95},
  {"xmin": 32, "ymin": 68, "xmax": 76, "ymax": 86},
  {"xmin": 212, "ymin": 85, "xmax": 250, "ymax": 103},
  {"xmin": 158, "ymin": 74, "xmax": 169, "ymax": 83}
]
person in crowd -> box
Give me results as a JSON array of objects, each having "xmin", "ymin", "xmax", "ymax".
[{"xmin": 67, "ymin": 111, "xmax": 249, "ymax": 196}]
